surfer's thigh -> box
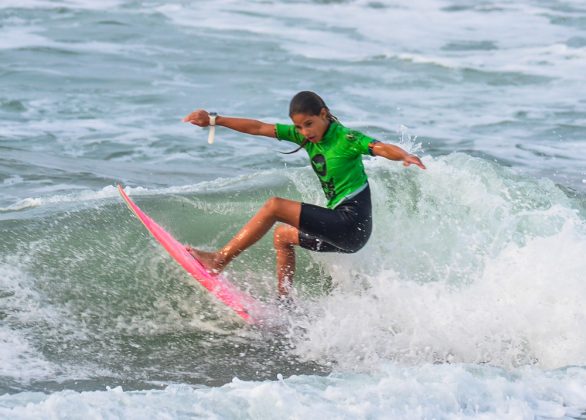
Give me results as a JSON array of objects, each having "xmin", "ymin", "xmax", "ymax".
[
  {"xmin": 297, "ymin": 188, "xmax": 372, "ymax": 253},
  {"xmin": 296, "ymin": 204, "xmax": 356, "ymax": 253},
  {"xmin": 298, "ymin": 231, "xmax": 348, "ymax": 253}
]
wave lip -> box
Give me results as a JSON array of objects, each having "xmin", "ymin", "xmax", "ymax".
[
  {"xmin": 0, "ymin": 169, "xmax": 288, "ymax": 213},
  {"xmin": 0, "ymin": 186, "xmax": 120, "ymax": 212}
]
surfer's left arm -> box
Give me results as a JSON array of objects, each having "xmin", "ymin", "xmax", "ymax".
[{"xmin": 370, "ymin": 142, "xmax": 426, "ymax": 170}]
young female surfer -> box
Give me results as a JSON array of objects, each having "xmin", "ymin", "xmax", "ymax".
[{"xmin": 182, "ymin": 91, "xmax": 426, "ymax": 297}]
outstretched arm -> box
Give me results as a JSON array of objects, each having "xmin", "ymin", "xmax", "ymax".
[
  {"xmin": 182, "ymin": 109, "xmax": 275, "ymax": 138},
  {"xmin": 370, "ymin": 142, "xmax": 426, "ymax": 170}
]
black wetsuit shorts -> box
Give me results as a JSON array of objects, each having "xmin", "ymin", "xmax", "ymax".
[{"xmin": 298, "ymin": 185, "xmax": 372, "ymax": 253}]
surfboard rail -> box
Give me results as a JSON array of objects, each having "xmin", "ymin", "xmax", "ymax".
[{"xmin": 117, "ymin": 184, "xmax": 266, "ymax": 324}]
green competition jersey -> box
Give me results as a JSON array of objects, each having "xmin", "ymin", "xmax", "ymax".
[{"xmin": 275, "ymin": 121, "xmax": 378, "ymax": 208}]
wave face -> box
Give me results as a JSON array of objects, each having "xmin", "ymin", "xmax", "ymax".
[
  {"xmin": 1, "ymin": 0, "xmax": 586, "ymax": 416},
  {"xmin": 2, "ymin": 158, "xmax": 586, "ymax": 392}
]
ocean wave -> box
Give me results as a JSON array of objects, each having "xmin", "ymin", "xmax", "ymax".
[
  {"xmin": 0, "ymin": 260, "xmax": 61, "ymax": 383},
  {"xmin": 288, "ymin": 154, "xmax": 586, "ymax": 370},
  {"xmin": 155, "ymin": 0, "xmax": 586, "ymax": 80},
  {"xmin": 0, "ymin": 186, "xmax": 121, "ymax": 212},
  {"xmin": 0, "ymin": 170, "xmax": 287, "ymax": 213},
  {"xmin": 0, "ymin": 0, "xmax": 126, "ymax": 11},
  {"xmin": 1, "ymin": 364, "xmax": 585, "ymax": 419},
  {"xmin": 1, "ymin": 151, "xmax": 585, "ymax": 392}
]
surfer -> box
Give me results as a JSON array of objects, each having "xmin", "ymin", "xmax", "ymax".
[{"xmin": 182, "ymin": 91, "xmax": 425, "ymax": 297}]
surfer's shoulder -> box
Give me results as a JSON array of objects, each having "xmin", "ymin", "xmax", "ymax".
[{"xmin": 333, "ymin": 124, "xmax": 370, "ymax": 145}]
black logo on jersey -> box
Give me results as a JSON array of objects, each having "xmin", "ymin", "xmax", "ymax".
[
  {"xmin": 320, "ymin": 178, "xmax": 336, "ymax": 200},
  {"xmin": 311, "ymin": 154, "xmax": 327, "ymax": 177}
]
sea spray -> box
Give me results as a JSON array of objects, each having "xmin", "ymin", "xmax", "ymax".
[{"xmin": 289, "ymin": 154, "xmax": 586, "ymax": 370}]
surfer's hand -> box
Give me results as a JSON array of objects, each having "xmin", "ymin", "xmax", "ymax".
[
  {"xmin": 182, "ymin": 109, "xmax": 210, "ymax": 127},
  {"xmin": 403, "ymin": 154, "xmax": 426, "ymax": 170}
]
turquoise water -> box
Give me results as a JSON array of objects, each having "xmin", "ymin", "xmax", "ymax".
[{"xmin": 2, "ymin": 0, "xmax": 586, "ymax": 417}]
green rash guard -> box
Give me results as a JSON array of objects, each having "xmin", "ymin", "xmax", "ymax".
[{"xmin": 275, "ymin": 121, "xmax": 378, "ymax": 208}]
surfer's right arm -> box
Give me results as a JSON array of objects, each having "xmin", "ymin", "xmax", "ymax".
[{"xmin": 183, "ymin": 110, "xmax": 276, "ymax": 138}]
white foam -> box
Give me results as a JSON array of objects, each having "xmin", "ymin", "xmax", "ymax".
[
  {"xmin": 0, "ymin": 184, "xmax": 174, "ymax": 212},
  {"xmin": 156, "ymin": 0, "xmax": 582, "ymax": 80},
  {"xmin": 0, "ymin": 185, "xmax": 120, "ymax": 212},
  {"xmin": 0, "ymin": 24, "xmax": 172, "ymax": 57},
  {"xmin": 0, "ymin": 27, "xmax": 52, "ymax": 51},
  {"xmin": 0, "ymin": 0, "xmax": 125, "ymax": 11},
  {"xmin": 0, "ymin": 26, "xmax": 115, "ymax": 54},
  {"xmin": 0, "ymin": 329, "xmax": 56, "ymax": 382},
  {"xmin": 288, "ymin": 154, "xmax": 586, "ymax": 370},
  {"xmin": 1, "ymin": 364, "xmax": 585, "ymax": 418},
  {"xmin": 0, "ymin": 249, "xmax": 117, "ymax": 384},
  {"xmin": 0, "ymin": 261, "xmax": 58, "ymax": 382},
  {"xmin": 2, "ymin": 176, "xmax": 23, "ymax": 186}
]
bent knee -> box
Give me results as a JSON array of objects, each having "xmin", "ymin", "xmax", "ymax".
[
  {"xmin": 263, "ymin": 196, "xmax": 284, "ymax": 214},
  {"xmin": 273, "ymin": 225, "xmax": 298, "ymax": 248}
]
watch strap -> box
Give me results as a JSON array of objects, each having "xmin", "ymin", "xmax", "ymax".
[{"xmin": 207, "ymin": 112, "xmax": 218, "ymax": 144}]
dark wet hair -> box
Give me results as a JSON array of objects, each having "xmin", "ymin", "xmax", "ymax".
[{"xmin": 281, "ymin": 91, "xmax": 338, "ymax": 154}]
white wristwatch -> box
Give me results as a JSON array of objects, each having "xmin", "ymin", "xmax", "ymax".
[{"xmin": 208, "ymin": 112, "xmax": 218, "ymax": 144}]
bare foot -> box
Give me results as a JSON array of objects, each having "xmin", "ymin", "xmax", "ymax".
[{"xmin": 185, "ymin": 246, "xmax": 225, "ymax": 274}]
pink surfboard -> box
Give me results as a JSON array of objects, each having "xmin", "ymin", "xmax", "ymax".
[{"xmin": 118, "ymin": 185, "xmax": 267, "ymax": 324}]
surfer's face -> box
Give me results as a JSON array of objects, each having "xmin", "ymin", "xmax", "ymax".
[{"xmin": 291, "ymin": 109, "xmax": 329, "ymax": 143}]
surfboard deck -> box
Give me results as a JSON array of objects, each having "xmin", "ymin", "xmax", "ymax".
[{"xmin": 117, "ymin": 185, "xmax": 268, "ymax": 324}]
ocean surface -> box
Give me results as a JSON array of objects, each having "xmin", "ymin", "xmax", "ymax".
[{"xmin": 1, "ymin": 0, "xmax": 586, "ymax": 418}]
